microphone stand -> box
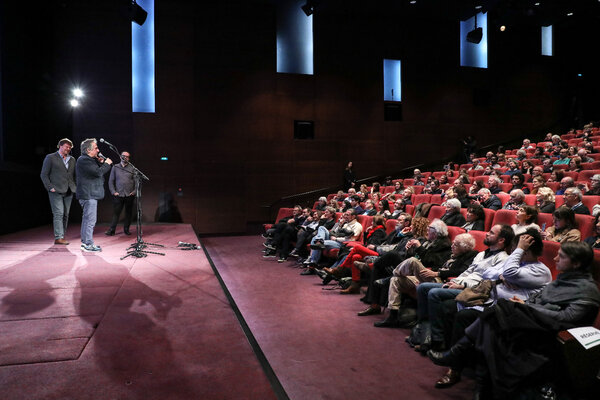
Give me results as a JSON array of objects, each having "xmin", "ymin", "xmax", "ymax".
[{"xmin": 101, "ymin": 142, "xmax": 164, "ymax": 259}]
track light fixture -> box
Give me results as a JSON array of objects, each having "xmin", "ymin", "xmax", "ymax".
[
  {"xmin": 130, "ymin": 0, "xmax": 148, "ymax": 26},
  {"xmin": 466, "ymin": 13, "xmax": 483, "ymax": 44}
]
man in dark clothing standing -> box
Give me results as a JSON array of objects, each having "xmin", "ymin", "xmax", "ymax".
[
  {"xmin": 40, "ymin": 138, "xmax": 77, "ymax": 245},
  {"xmin": 106, "ymin": 151, "xmax": 136, "ymax": 236},
  {"xmin": 76, "ymin": 138, "xmax": 112, "ymax": 252}
]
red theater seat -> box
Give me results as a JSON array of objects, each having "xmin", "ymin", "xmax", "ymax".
[
  {"xmin": 427, "ymin": 205, "xmax": 446, "ymax": 221},
  {"xmin": 405, "ymin": 204, "xmax": 415, "ymax": 216},
  {"xmin": 483, "ymin": 208, "xmax": 495, "ymax": 231},
  {"xmin": 385, "ymin": 219, "xmax": 398, "ymax": 234},
  {"xmin": 413, "ymin": 194, "xmax": 432, "ymax": 205},
  {"xmin": 430, "ymin": 194, "xmax": 443, "ymax": 205},
  {"xmin": 578, "ymin": 169, "xmax": 600, "ymax": 181},
  {"xmin": 540, "ymin": 240, "xmax": 560, "ymax": 279},
  {"xmin": 468, "ymin": 230, "xmax": 487, "ymax": 252},
  {"xmin": 412, "ymin": 186, "xmax": 425, "ymax": 194},
  {"xmin": 537, "ymin": 213, "xmax": 554, "ymax": 232},
  {"xmin": 447, "ymin": 226, "xmax": 466, "ymax": 241},
  {"xmin": 496, "ymin": 193, "xmax": 510, "ymax": 206},
  {"xmin": 575, "ymin": 214, "xmax": 595, "ymax": 240},
  {"xmin": 524, "ymin": 194, "xmax": 537, "ymax": 206},
  {"xmin": 264, "ymin": 207, "xmax": 295, "ymax": 231},
  {"xmin": 582, "ymin": 195, "xmax": 600, "ymax": 211},
  {"xmin": 492, "ymin": 209, "xmax": 517, "ymax": 227}
]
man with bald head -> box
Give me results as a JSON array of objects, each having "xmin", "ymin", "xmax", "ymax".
[{"xmin": 556, "ymin": 177, "xmax": 575, "ymax": 196}]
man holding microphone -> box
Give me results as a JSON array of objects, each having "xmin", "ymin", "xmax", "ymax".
[{"xmin": 76, "ymin": 138, "xmax": 112, "ymax": 252}]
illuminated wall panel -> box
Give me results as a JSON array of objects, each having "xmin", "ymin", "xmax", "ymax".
[
  {"xmin": 383, "ymin": 59, "xmax": 401, "ymax": 102},
  {"xmin": 276, "ymin": 0, "xmax": 313, "ymax": 75},
  {"xmin": 460, "ymin": 12, "xmax": 488, "ymax": 69},
  {"xmin": 132, "ymin": 0, "xmax": 155, "ymax": 112},
  {"xmin": 542, "ymin": 25, "xmax": 553, "ymax": 56}
]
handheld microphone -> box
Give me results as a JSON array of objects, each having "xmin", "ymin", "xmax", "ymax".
[
  {"xmin": 99, "ymin": 138, "xmax": 114, "ymax": 147},
  {"xmin": 98, "ymin": 152, "xmax": 106, "ymax": 160}
]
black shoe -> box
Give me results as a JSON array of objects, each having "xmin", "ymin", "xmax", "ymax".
[
  {"xmin": 277, "ymin": 257, "xmax": 288, "ymax": 263},
  {"xmin": 315, "ymin": 269, "xmax": 333, "ymax": 285},
  {"xmin": 427, "ymin": 336, "xmax": 472, "ymax": 367},
  {"xmin": 263, "ymin": 251, "xmax": 276, "ymax": 258},
  {"xmin": 124, "ymin": 229, "xmax": 131, "ymax": 235},
  {"xmin": 300, "ymin": 268, "xmax": 316, "ymax": 275},
  {"xmin": 261, "ymin": 233, "xmax": 271, "ymax": 239},
  {"xmin": 105, "ymin": 229, "xmax": 115, "ymax": 236},
  {"xmin": 374, "ymin": 309, "xmax": 400, "ymax": 328},
  {"xmin": 357, "ymin": 306, "xmax": 381, "ymax": 316}
]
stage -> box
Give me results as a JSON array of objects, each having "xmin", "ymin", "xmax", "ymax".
[{"xmin": 1, "ymin": 224, "xmax": 474, "ymax": 399}]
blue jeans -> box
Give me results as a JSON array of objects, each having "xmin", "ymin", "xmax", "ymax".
[
  {"xmin": 308, "ymin": 227, "xmax": 331, "ymax": 263},
  {"xmin": 79, "ymin": 199, "xmax": 98, "ymax": 245},
  {"xmin": 48, "ymin": 191, "xmax": 73, "ymax": 239},
  {"xmin": 417, "ymin": 282, "xmax": 462, "ymax": 342}
]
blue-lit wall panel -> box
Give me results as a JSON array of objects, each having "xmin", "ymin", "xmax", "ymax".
[
  {"xmin": 383, "ymin": 59, "xmax": 401, "ymax": 101},
  {"xmin": 132, "ymin": 0, "xmax": 155, "ymax": 112},
  {"xmin": 460, "ymin": 12, "xmax": 488, "ymax": 69},
  {"xmin": 542, "ymin": 25, "xmax": 553, "ymax": 56},
  {"xmin": 276, "ymin": 0, "xmax": 313, "ymax": 75}
]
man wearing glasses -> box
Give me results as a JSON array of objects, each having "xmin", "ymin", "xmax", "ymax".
[
  {"xmin": 106, "ymin": 151, "xmax": 136, "ymax": 236},
  {"xmin": 563, "ymin": 188, "xmax": 590, "ymax": 215}
]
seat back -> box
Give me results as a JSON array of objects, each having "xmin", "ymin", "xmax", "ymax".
[
  {"xmin": 385, "ymin": 218, "xmax": 398, "ymax": 234},
  {"xmin": 413, "ymin": 194, "xmax": 432, "ymax": 205},
  {"xmin": 575, "ymin": 214, "xmax": 595, "ymax": 240},
  {"xmin": 539, "ymin": 240, "xmax": 560, "ymax": 279},
  {"xmin": 430, "ymin": 194, "xmax": 443, "ymax": 205},
  {"xmin": 468, "ymin": 230, "xmax": 487, "ymax": 252},
  {"xmin": 427, "ymin": 205, "xmax": 446, "ymax": 221},
  {"xmin": 491, "ymin": 209, "xmax": 517, "ymax": 226},
  {"xmin": 483, "ymin": 208, "xmax": 495, "ymax": 231},
  {"xmin": 524, "ymin": 194, "xmax": 537, "ymax": 206},
  {"xmin": 447, "ymin": 226, "xmax": 466, "ymax": 241},
  {"xmin": 537, "ymin": 213, "xmax": 554, "ymax": 231},
  {"xmin": 496, "ymin": 193, "xmax": 511, "ymax": 206},
  {"xmin": 582, "ymin": 195, "xmax": 600, "ymax": 212}
]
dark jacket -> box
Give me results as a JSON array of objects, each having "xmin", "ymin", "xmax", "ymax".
[
  {"xmin": 362, "ymin": 209, "xmax": 377, "ymax": 216},
  {"xmin": 571, "ymin": 202, "xmax": 590, "ymax": 215},
  {"xmin": 462, "ymin": 219, "xmax": 485, "ymax": 232},
  {"xmin": 482, "ymin": 195, "xmax": 502, "ymax": 211},
  {"xmin": 441, "ymin": 211, "xmax": 466, "ymax": 227},
  {"xmin": 40, "ymin": 152, "xmax": 76, "ymax": 194},
  {"xmin": 414, "ymin": 237, "xmax": 452, "ymax": 270},
  {"xmin": 437, "ymin": 249, "xmax": 478, "ymax": 281},
  {"xmin": 363, "ymin": 226, "xmax": 387, "ymax": 246},
  {"xmin": 75, "ymin": 155, "xmax": 112, "ymax": 200},
  {"xmin": 539, "ymin": 202, "xmax": 555, "ymax": 214}
]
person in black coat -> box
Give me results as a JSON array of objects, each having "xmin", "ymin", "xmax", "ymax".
[
  {"xmin": 343, "ymin": 161, "xmax": 356, "ymax": 192},
  {"xmin": 75, "ymin": 138, "xmax": 113, "ymax": 251},
  {"xmin": 441, "ymin": 199, "xmax": 466, "ymax": 227},
  {"xmin": 584, "ymin": 213, "xmax": 600, "ymax": 249},
  {"xmin": 476, "ymin": 188, "xmax": 502, "ymax": 211},
  {"xmin": 461, "ymin": 204, "xmax": 485, "ymax": 232},
  {"xmin": 563, "ymin": 187, "xmax": 590, "ymax": 215}
]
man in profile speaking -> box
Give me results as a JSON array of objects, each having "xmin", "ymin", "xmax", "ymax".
[{"xmin": 76, "ymin": 138, "xmax": 112, "ymax": 252}]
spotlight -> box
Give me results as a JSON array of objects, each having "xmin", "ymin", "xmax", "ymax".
[
  {"xmin": 500, "ymin": 25, "xmax": 506, "ymax": 32},
  {"xmin": 130, "ymin": 0, "xmax": 148, "ymax": 26},
  {"xmin": 301, "ymin": 1, "xmax": 318, "ymax": 16},
  {"xmin": 69, "ymin": 99, "xmax": 80, "ymax": 108},
  {"xmin": 72, "ymin": 88, "xmax": 83, "ymax": 98}
]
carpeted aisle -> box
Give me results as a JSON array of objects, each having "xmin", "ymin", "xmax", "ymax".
[
  {"xmin": 202, "ymin": 235, "xmax": 475, "ymax": 400},
  {"xmin": 0, "ymin": 224, "xmax": 276, "ymax": 400}
]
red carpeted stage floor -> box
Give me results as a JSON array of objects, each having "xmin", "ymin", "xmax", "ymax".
[{"xmin": 1, "ymin": 224, "xmax": 475, "ymax": 399}]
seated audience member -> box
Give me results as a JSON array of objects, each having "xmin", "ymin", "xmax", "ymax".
[
  {"xmin": 568, "ymin": 156, "xmax": 583, "ymax": 172},
  {"xmin": 346, "ymin": 195, "xmax": 365, "ymax": 214},
  {"xmin": 548, "ymin": 169, "xmax": 564, "ymax": 184},
  {"xmin": 583, "ymin": 174, "xmax": 600, "ymax": 195},
  {"xmin": 542, "ymin": 206, "xmax": 581, "ymax": 243},
  {"xmin": 475, "ymin": 188, "xmax": 502, "ymax": 211},
  {"xmin": 328, "ymin": 198, "xmax": 342, "ymax": 212},
  {"xmin": 484, "ymin": 151, "xmax": 494, "ymax": 164},
  {"xmin": 487, "ymin": 176, "xmax": 502, "ymax": 195},
  {"xmin": 374, "ymin": 219, "xmax": 452, "ymax": 328},
  {"xmin": 263, "ymin": 205, "xmax": 305, "ymax": 242},
  {"xmin": 520, "ymin": 138, "xmax": 534, "ymax": 150},
  {"xmin": 584, "ymin": 141, "xmax": 596, "ymax": 154},
  {"xmin": 532, "ymin": 147, "xmax": 545, "ymax": 159},
  {"xmin": 502, "ymin": 189, "xmax": 526, "ymax": 210},
  {"xmin": 530, "ymin": 175, "xmax": 546, "ymax": 195},
  {"xmin": 264, "ymin": 207, "xmax": 310, "ymax": 261},
  {"xmin": 584, "ymin": 213, "xmax": 600, "ymax": 249},
  {"xmin": 468, "ymin": 180, "xmax": 484, "ymax": 196},
  {"xmin": 392, "ymin": 180, "xmax": 404, "ymax": 195},
  {"xmin": 530, "ymin": 165, "xmax": 544, "ymax": 180},
  {"xmin": 520, "ymin": 160, "xmax": 534, "ymax": 175},
  {"xmin": 509, "ymin": 173, "xmax": 530, "ymax": 194},
  {"xmin": 315, "ymin": 196, "xmax": 327, "ymax": 211},
  {"xmin": 415, "ymin": 225, "xmax": 512, "ymax": 356},
  {"xmin": 468, "ymin": 159, "xmax": 483, "ymax": 171},
  {"xmin": 359, "ymin": 184, "xmax": 369, "ymax": 197},
  {"xmin": 371, "ymin": 182, "xmax": 381, "ymax": 195},
  {"xmin": 482, "ymin": 165, "xmax": 494, "ymax": 176},
  {"xmin": 290, "ymin": 208, "xmax": 337, "ymax": 260},
  {"xmin": 461, "ymin": 204, "xmax": 485, "ymax": 232},
  {"xmin": 568, "ymin": 146, "xmax": 578, "ymax": 157},
  {"xmin": 504, "ymin": 160, "xmax": 520, "ymax": 176},
  {"xmin": 384, "ymin": 176, "xmax": 393, "ymax": 187},
  {"xmin": 496, "ymin": 152, "xmax": 506, "ymax": 162},
  {"xmin": 424, "ymin": 179, "xmax": 443, "ymax": 195},
  {"xmin": 428, "ymin": 241, "xmax": 600, "ymax": 399},
  {"xmin": 413, "ymin": 175, "xmax": 425, "ymax": 186},
  {"xmin": 377, "ymin": 198, "xmax": 391, "ymax": 218},
  {"xmin": 445, "ymin": 168, "xmax": 455, "ymax": 180},
  {"xmin": 319, "ymin": 216, "xmax": 387, "ymax": 293},
  {"xmin": 542, "ymin": 158, "xmax": 553, "ymax": 173},
  {"xmin": 438, "ymin": 174, "xmax": 449, "ymax": 185},
  {"xmin": 358, "ymin": 215, "xmax": 429, "ymax": 316},
  {"xmin": 515, "ymin": 149, "xmax": 527, "ymax": 161},
  {"xmin": 334, "ymin": 190, "xmax": 346, "ymax": 202},
  {"xmin": 402, "ymin": 187, "xmax": 414, "ymax": 205},
  {"xmin": 453, "ymin": 185, "xmax": 470, "ymax": 208},
  {"xmin": 578, "ymin": 148, "xmax": 594, "ymax": 163},
  {"xmin": 413, "ymin": 169, "xmax": 424, "ymax": 182},
  {"xmin": 489, "ymin": 155, "xmax": 501, "ymax": 169},
  {"xmin": 441, "ymin": 199, "xmax": 466, "ymax": 227},
  {"xmin": 536, "ymin": 187, "xmax": 556, "ymax": 214},
  {"xmin": 361, "ymin": 199, "xmax": 377, "ymax": 216},
  {"xmin": 555, "ymin": 176, "xmax": 574, "ymax": 196},
  {"xmin": 553, "ymin": 148, "xmax": 570, "ymax": 165},
  {"xmin": 427, "ymin": 229, "xmax": 552, "ymax": 393},
  {"xmin": 304, "ymin": 209, "xmax": 363, "ymax": 267},
  {"xmin": 563, "ymin": 187, "xmax": 590, "ymax": 215},
  {"xmin": 389, "ymin": 199, "xmax": 406, "ymax": 219},
  {"xmin": 511, "ymin": 205, "xmax": 541, "ymax": 235},
  {"xmin": 456, "ymin": 173, "xmax": 470, "ymax": 185},
  {"xmin": 550, "ymin": 133, "xmax": 560, "ymax": 144}
]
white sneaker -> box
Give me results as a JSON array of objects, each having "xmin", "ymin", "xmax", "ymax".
[{"xmin": 81, "ymin": 244, "xmax": 102, "ymax": 252}]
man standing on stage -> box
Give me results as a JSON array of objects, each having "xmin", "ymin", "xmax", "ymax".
[
  {"xmin": 40, "ymin": 138, "xmax": 77, "ymax": 245},
  {"xmin": 106, "ymin": 151, "xmax": 135, "ymax": 236},
  {"xmin": 76, "ymin": 138, "xmax": 112, "ymax": 252}
]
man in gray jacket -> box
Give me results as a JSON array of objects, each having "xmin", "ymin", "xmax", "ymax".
[
  {"xmin": 106, "ymin": 151, "xmax": 136, "ymax": 236},
  {"xmin": 76, "ymin": 138, "xmax": 112, "ymax": 252},
  {"xmin": 40, "ymin": 138, "xmax": 77, "ymax": 244}
]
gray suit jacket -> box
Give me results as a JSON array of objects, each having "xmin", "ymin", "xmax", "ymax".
[{"xmin": 40, "ymin": 152, "xmax": 76, "ymax": 194}]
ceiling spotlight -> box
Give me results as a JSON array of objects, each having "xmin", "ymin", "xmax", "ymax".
[
  {"xmin": 567, "ymin": 12, "xmax": 573, "ymax": 16},
  {"xmin": 409, "ymin": 0, "xmax": 417, "ymax": 4},
  {"xmin": 500, "ymin": 25, "xmax": 506, "ymax": 32},
  {"xmin": 466, "ymin": 13, "xmax": 483, "ymax": 44},
  {"xmin": 69, "ymin": 99, "xmax": 80, "ymax": 108},
  {"xmin": 72, "ymin": 88, "xmax": 83, "ymax": 98},
  {"xmin": 535, "ymin": 2, "xmax": 540, "ymax": 5},
  {"xmin": 475, "ymin": 5, "xmax": 482, "ymax": 10},
  {"xmin": 130, "ymin": 0, "xmax": 148, "ymax": 26}
]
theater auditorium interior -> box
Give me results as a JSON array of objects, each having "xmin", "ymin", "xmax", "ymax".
[{"xmin": 1, "ymin": 0, "xmax": 600, "ymax": 399}]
